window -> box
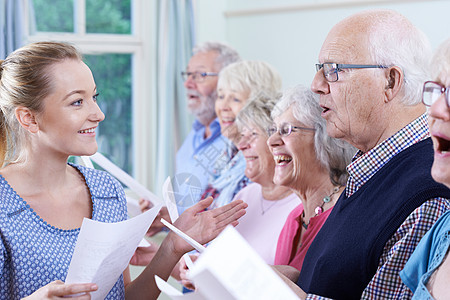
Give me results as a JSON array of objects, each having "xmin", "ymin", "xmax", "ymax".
[{"xmin": 25, "ymin": 0, "xmax": 155, "ymax": 186}]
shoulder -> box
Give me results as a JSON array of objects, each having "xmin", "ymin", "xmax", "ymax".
[
  {"xmin": 233, "ymin": 183, "xmax": 261, "ymax": 201},
  {"xmin": 69, "ymin": 163, "xmax": 124, "ymax": 198}
]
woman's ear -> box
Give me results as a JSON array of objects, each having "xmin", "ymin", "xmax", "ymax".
[
  {"xmin": 15, "ymin": 107, "xmax": 39, "ymax": 133},
  {"xmin": 384, "ymin": 66, "xmax": 403, "ymax": 102}
]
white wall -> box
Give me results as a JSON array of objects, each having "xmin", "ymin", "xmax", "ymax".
[{"xmin": 194, "ymin": 0, "xmax": 450, "ymax": 89}]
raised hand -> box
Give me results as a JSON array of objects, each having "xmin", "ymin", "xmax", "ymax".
[{"xmin": 168, "ymin": 197, "xmax": 247, "ymax": 255}]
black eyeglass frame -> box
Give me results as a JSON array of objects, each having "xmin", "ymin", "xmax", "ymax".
[
  {"xmin": 267, "ymin": 123, "xmax": 315, "ymax": 137},
  {"xmin": 181, "ymin": 71, "xmax": 218, "ymax": 82},
  {"xmin": 422, "ymin": 81, "xmax": 450, "ymax": 108},
  {"xmin": 315, "ymin": 63, "xmax": 389, "ymax": 82}
]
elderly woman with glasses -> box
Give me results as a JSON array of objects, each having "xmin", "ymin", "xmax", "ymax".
[
  {"xmin": 230, "ymin": 93, "xmax": 301, "ymax": 265},
  {"xmin": 400, "ymin": 38, "xmax": 450, "ymax": 299},
  {"xmin": 267, "ymin": 84, "xmax": 355, "ymax": 272}
]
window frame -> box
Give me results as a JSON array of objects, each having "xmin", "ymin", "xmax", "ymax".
[{"xmin": 23, "ymin": 0, "xmax": 156, "ymax": 189}]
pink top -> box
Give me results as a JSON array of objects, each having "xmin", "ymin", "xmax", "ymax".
[{"xmin": 274, "ymin": 203, "xmax": 333, "ymax": 271}]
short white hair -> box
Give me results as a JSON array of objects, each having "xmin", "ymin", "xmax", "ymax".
[
  {"xmin": 431, "ymin": 38, "xmax": 450, "ymax": 80},
  {"xmin": 217, "ymin": 60, "xmax": 282, "ymax": 99},
  {"xmin": 364, "ymin": 10, "xmax": 432, "ymax": 105},
  {"xmin": 193, "ymin": 41, "xmax": 241, "ymax": 70},
  {"xmin": 272, "ymin": 84, "xmax": 356, "ymax": 186}
]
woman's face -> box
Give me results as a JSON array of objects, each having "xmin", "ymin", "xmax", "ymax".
[
  {"xmin": 215, "ymin": 86, "xmax": 250, "ymax": 142},
  {"xmin": 428, "ymin": 71, "xmax": 450, "ymax": 188},
  {"xmin": 237, "ymin": 124, "xmax": 274, "ymax": 185},
  {"xmin": 34, "ymin": 59, "xmax": 105, "ymax": 159},
  {"xmin": 267, "ymin": 106, "xmax": 317, "ymax": 190}
]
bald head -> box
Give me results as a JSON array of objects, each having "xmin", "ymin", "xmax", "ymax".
[
  {"xmin": 312, "ymin": 9, "xmax": 431, "ymax": 151},
  {"xmin": 330, "ymin": 10, "xmax": 431, "ymax": 105}
]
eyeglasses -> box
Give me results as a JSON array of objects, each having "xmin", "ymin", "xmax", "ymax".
[
  {"xmin": 181, "ymin": 71, "xmax": 218, "ymax": 83},
  {"xmin": 267, "ymin": 123, "xmax": 315, "ymax": 137},
  {"xmin": 422, "ymin": 81, "xmax": 450, "ymax": 108},
  {"xmin": 315, "ymin": 63, "xmax": 388, "ymax": 82}
]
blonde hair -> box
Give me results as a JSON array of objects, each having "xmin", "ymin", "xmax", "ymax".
[
  {"xmin": 217, "ymin": 60, "xmax": 282, "ymax": 99},
  {"xmin": 0, "ymin": 41, "xmax": 82, "ymax": 166},
  {"xmin": 431, "ymin": 38, "xmax": 450, "ymax": 80}
]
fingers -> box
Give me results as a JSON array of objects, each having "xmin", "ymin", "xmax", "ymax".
[
  {"xmin": 139, "ymin": 198, "xmax": 151, "ymax": 212},
  {"xmin": 181, "ymin": 279, "xmax": 196, "ymax": 291},
  {"xmin": 45, "ymin": 281, "xmax": 98, "ymax": 297},
  {"xmin": 209, "ymin": 200, "xmax": 246, "ymax": 218},
  {"xmin": 187, "ymin": 197, "xmax": 214, "ymax": 214},
  {"xmin": 212, "ymin": 201, "xmax": 247, "ymax": 229}
]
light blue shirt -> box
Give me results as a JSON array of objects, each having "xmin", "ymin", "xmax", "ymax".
[
  {"xmin": 401, "ymin": 210, "xmax": 450, "ymax": 299},
  {"xmin": 0, "ymin": 163, "xmax": 127, "ymax": 299},
  {"xmin": 175, "ymin": 118, "xmax": 227, "ymax": 214}
]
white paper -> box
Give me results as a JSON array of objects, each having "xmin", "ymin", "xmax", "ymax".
[
  {"xmin": 162, "ymin": 176, "xmax": 179, "ymax": 222},
  {"xmin": 83, "ymin": 153, "xmax": 163, "ymax": 206},
  {"xmin": 65, "ymin": 204, "xmax": 162, "ymax": 299},
  {"xmin": 189, "ymin": 226, "xmax": 300, "ymax": 300},
  {"xmin": 155, "ymin": 276, "xmax": 206, "ymax": 300},
  {"xmin": 160, "ymin": 218, "xmax": 206, "ymax": 253}
]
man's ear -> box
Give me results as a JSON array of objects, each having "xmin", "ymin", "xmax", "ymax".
[
  {"xmin": 15, "ymin": 107, "xmax": 39, "ymax": 133},
  {"xmin": 384, "ymin": 66, "xmax": 403, "ymax": 102}
]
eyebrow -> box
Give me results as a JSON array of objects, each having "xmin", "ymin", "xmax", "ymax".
[{"xmin": 63, "ymin": 86, "xmax": 97, "ymax": 101}]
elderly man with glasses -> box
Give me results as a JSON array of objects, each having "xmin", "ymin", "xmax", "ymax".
[{"xmin": 280, "ymin": 9, "xmax": 450, "ymax": 300}]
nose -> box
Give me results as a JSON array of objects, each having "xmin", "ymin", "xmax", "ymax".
[
  {"xmin": 311, "ymin": 69, "xmax": 330, "ymax": 95},
  {"xmin": 429, "ymin": 94, "xmax": 450, "ymax": 121},
  {"xmin": 91, "ymin": 101, "xmax": 105, "ymax": 122},
  {"xmin": 184, "ymin": 75, "xmax": 196, "ymax": 89},
  {"xmin": 237, "ymin": 134, "xmax": 250, "ymax": 151},
  {"xmin": 267, "ymin": 130, "xmax": 283, "ymax": 149},
  {"xmin": 216, "ymin": 96, "xmax": 232, "ymax": 111}
]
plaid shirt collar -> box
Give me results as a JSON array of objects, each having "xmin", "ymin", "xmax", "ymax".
[{"xmin": 345, "ymin": 113, "xmax": 429, "ymax": 196}]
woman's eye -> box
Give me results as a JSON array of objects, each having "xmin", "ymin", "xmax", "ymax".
[
  {"xmin": 93, "ymin": 93, "xmax": 99, "ymax": 102},
  {"xmin": 217, "ymin": 94, "xmax": 224, "ymax": 100},
  {"xmin": 72, "ymin": 99, "xmax": 83, "ymax": 106},
  {"xmin": 233, "ymin": 98, "xmax": 241, "ymax": 103}
]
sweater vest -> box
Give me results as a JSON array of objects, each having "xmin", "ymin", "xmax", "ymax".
[{"xmin": 297, "ymin": 138, "xmax": 450, "ymax": 299}]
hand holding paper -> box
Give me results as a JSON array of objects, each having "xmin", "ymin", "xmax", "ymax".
[{"xmin": 65, "ymin": 204, "xmax": 162, "ymax": 300}]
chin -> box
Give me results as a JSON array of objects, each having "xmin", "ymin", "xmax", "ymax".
[{"xmin": 431, "ymin": 164, "xmax": 450, "ymax": 189}]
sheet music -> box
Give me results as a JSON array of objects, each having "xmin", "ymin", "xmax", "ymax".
[{"xmin": 65, "ymin": 204, "xmax": 162, "ymax": 299}]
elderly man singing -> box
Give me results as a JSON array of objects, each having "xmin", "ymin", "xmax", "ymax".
[{"xmin": 284, "ymin": 9, "xmax": 450, "ymax": 300}]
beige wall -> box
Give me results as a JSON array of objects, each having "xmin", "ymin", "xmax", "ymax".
[{"xmin": 194, "ymin": 0, "xmax": 450, "ymax": 89}]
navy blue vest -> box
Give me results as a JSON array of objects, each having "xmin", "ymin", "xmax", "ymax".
[{"xmin": 297, "ymin": 138, "xmax": 450, "ymax": 299}]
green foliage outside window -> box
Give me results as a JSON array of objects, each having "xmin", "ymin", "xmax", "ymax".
[
  {"xmin": 84, "ymin": 54, "xmax": 133, "ymax": 174},
  {"xmin": 32, "ymin": 0, "xmax": 74, "ymax": 32},
  {"xmin": 86, "ymin": 0, "xmax": 131, "ymax": 34}
]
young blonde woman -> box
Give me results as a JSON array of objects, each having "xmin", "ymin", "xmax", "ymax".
[{"xmin": 0, "ymin": 41, "xmax": 246, "ymax": 299}]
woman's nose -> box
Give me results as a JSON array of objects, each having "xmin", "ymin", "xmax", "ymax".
[{"xmin": 429, "ymin": 93, "xmax": 450, "ymax": 121}]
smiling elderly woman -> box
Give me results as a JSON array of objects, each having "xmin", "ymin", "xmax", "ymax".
[
  {"xmin": 267, "ymin": 84, "xmax": 355, "ymax": 272},
  {"xmin": 400, "ymin": 38, "xmax": 450, "ymax": 299},
  {"xmin": 201, "ymin": 60, "xmax": 282, "ymax": 208},
  {"xmin": 232, "ymin": 93, "xmax": 301, "ymax": 264}
]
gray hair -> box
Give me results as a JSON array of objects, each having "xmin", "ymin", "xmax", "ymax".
[
  {"xmin": 364, "ymin": 10, "xmax": 432, "ymax": 105},
  {"xmin": 193, "ymin": 41, "xmax": 241, "ymax": 70},
  {"xmin": 217, "ymin": 60, "xmax": 282, "ymax": 100},
  {"xmin": 431, "ymin": 38, "xmax": 450, "ymax": 80},
  {"xmin": 272, "ymin": 84, "xmax": 356, "ymax": 186},
  {"xmin": 236, "ymin": 92, "xmax": 281, "ymax": 135}
]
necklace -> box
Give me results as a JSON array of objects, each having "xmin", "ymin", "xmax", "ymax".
[
  {"xmin": 301, "ymin": 186, "xmax": 341, "ymax": 230},
  {"xmin": 260, "ymin": 199, "xmax": 279, "ymax": 215}
]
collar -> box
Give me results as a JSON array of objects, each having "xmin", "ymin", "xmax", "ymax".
[
  {"xmin": 193, "ymin": 118, "xmax": 220, "ymax": 132},
  {"xmin": 345, "ymin": 113, "xmax": 429, "ymax": 196}
]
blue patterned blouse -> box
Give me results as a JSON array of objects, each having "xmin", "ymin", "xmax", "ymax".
[{"xmin": 0, "ymin": 163, "xmax": 128, "ymax": 299}]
